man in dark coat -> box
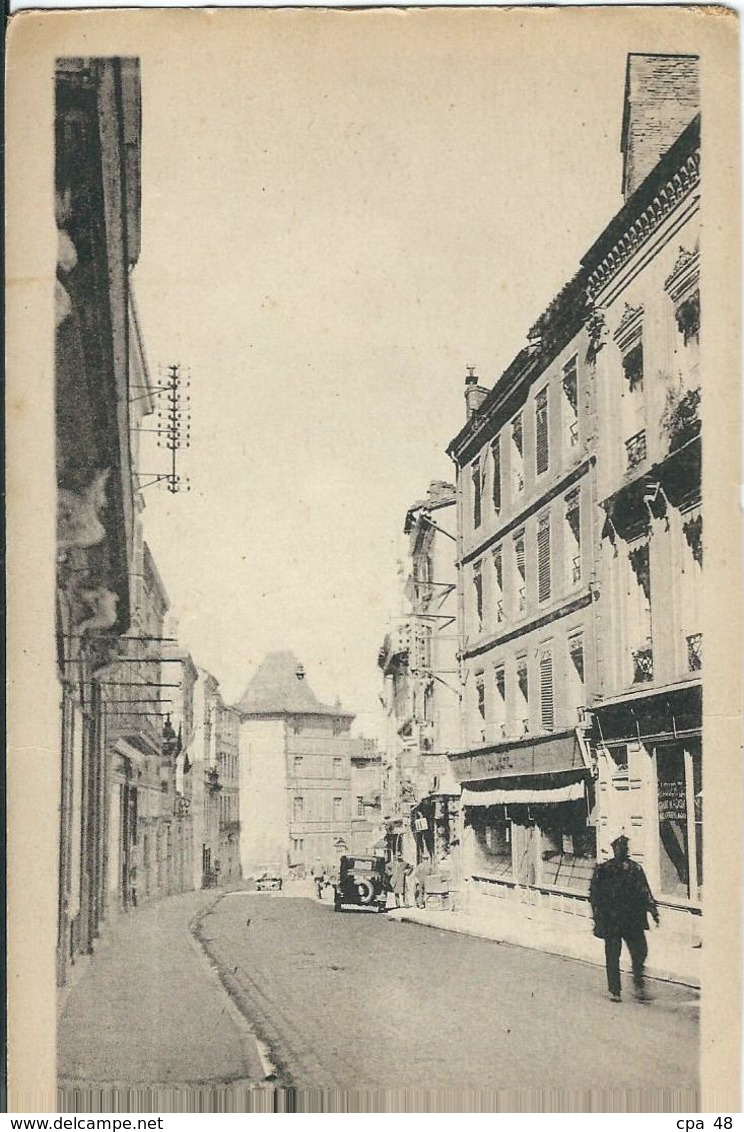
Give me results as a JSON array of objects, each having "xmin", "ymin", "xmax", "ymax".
[{"xmin": 589, "ymin": 834, "xmax": 660, "ymax": 1002}]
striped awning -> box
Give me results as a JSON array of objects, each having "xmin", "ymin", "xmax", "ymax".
[{"xmin": 461, "ymin": 779, "xmax": 585, "ymax": 807}]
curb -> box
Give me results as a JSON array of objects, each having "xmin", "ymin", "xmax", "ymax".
[{"xmin": 390, "ymin": 910, "xmax": 701, "ymax": 990}]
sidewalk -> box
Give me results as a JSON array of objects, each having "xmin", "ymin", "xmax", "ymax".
[
  {"xmin": 385, "ymin": 899, "xmax": 701, "ymax": 988},
  {"xmin": 58, "ymin": 890, "xmax": 266, "ymax": 1093}
]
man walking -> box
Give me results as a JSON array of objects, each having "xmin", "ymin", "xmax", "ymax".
[{"xmin": 589, "ymin": 834, "xmax": 660, "ymax": 1002}]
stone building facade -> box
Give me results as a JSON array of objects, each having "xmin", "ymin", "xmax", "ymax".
[
  {"xmin": 235, "ymin": 652, "xmax": 356, "ymax": 878},
  {"xmin": 445, "ymin": 53, "xmax": 701, "ymax": 935}
]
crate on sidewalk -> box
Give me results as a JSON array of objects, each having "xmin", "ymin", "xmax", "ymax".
[{"xmin": 424, "ymin": 875, "xmax": 451, "ymax": 910}]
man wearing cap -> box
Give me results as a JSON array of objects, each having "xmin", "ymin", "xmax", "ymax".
[{"xmin": 589, "ymin": 834, "xmax": 660, "ymax": 1002}]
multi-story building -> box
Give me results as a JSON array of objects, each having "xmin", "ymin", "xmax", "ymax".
[
  {"xmin": 54, "ymin": 57, "xmax": 146, "ymax": 983},
  {"xmin": 217, "ymin": 702, "xmax": 242, "ymax": 882},
  {"xmin": 350, "ymin": 738, "xmax": 384, "ymax": 855},
  {"xmin": 378, "ymin": 482, "xmax": 461, "ymax": 867},
  {"xmin": 445, "ymin": 53, "xmax": 701, "ymax": 934},
  {"xmin": 191, "ymin": 668, "xmax": 224, "ymax": 888},
  {"xmin": 587, "ymin": 56, "xmax": 701, "ymax": 936},
  {"xmin": 235, "ymin": 652, "xmax": 356, "ymax": 877}
]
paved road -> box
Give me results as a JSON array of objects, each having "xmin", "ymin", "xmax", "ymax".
[{"xmin": 196, "ymin": 890, "xmax": 699, "ymax": 1095}]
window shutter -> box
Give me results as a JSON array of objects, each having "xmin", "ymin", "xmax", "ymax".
[
  {"xmin": 536, "ymin": 389, "xmax": 549, "ymax": 474},
  {"xmin": 471, "ymin": 461, "xmax": 482, "ymax": 529},
  {"xmin": 492, "ymin": 437, "xmax": 501, "ymax": 512},
  {"xmin": 537, "ymin": 515, "xmax": 551, "ymax": 602},
  {"xmin": 540, "ymin": 651, "xmax": 554, "ymax": 731},
  {"xmin": 494, "ymin": 666, "xmax": 505, "ymax": 700}
]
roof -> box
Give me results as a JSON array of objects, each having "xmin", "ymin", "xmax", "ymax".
[{"xmin": 235, "ymin": 651, "xmax": 354, "ymax": 719}]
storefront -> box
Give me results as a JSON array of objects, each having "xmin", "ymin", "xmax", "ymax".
[
  {"xmin": 452, "ymin": 729, "xmax": 596, "ymax": 912},
  {"xmin": 593, "ymin": 683, "xmax": 702, "ymax": 932}
]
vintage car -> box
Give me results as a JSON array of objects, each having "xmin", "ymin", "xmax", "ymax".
[
  {"xmin": 333, "ymin": 854, "xmax": 388, "ymax": 913},
  {"xmin": 255, "ymin": 868, "xmax": 283, "ymax": 892}
]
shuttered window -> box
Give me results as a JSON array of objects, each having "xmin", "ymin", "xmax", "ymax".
[
  {"xmin": 493, "ymin": 547, "xmax": 504, "ymax": 622},
  {"xmin": 491, "ymin": 437, "xmax": 502, "ymax": 513},
  {"xmin": 473, "ymin": 562, "xmax": 483, "ymax": 628},
  {"xmin": 536, "ymin": 388, "xmax": 549, "ymax": 475},
  {"xmin": 540, "ymin": 650, "xmax": 554, "ymax": 731},
  {"xmin": 514, "ymin": 532, "xmax": 526, "ymax": 613},
  {"xmin": 471, "ymin": 461, "xmax": 482, "ymax": 529},
  {"xmin": 537, "ymin": 514, "xmax": 551, "ymax": 602},
  {"xmin": 475, "ymin": 672, "xmax": 486, "ymax": 721}
]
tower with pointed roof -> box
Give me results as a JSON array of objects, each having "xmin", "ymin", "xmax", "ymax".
[{"xmin": 235, "ymin": 652, "xmax": 358, "ymax": 877}]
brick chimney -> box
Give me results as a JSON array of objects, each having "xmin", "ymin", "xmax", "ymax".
[
  {"xmin": 464, "ymin": 366, "xmax": 489, "ymax": 421},
  {"xmin": 621, "ymin": 54, "xmax": 699, "ymax": 201}
]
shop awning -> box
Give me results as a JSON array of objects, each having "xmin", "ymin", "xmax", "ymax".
[{"xmin": 461, "ymin": 779, "xmax": 586, "ymax": 807}]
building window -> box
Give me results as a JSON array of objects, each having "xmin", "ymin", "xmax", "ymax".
[
  {"xmin": 493, "ymin": 664, "xmax": 506, "ymax": 738},
  {"xmin": 622, "ymin": 339, "xmax": 644, "ymax": 392},
  {"xmin": 333, "ymin": 796, "xmax": 343, "ymax": 819},
  {"xmin": 568, "ymin": 633, "xmax": 585, "ymax": 720},
  {"xmin": 562, "ymin": 355, "xmax": 579, "ymax": 448},
  {"xmin": 293, "ymin": 796, "xmax": 304, "ymax": 820},
  {"xmin": 628, "ymin": 540, "xmax": 652, "ymax": 684},
  {"xmin": 357, "ymin": 796, "xmax": 364, "ymax": 817},
  {"xmin": 514, "ymin": 531, "xmax": 526, "ymax": 614},
  {"xmin": 473, "ymin": 561, "xmax": 484, "ymax": 632},
  {"xmin": 474, "ymin": 670, "xmax": 486, "ymax": 741},
  {"xmin": 535, "ymin": 387, "xmax": 549, "ymax": 475},
  {"xmin": 565, "ymin": 489, "xmax": 581, "ymax": 589},
  {"xmin": 515, "ymin": 655, "xmax": 529, "ymax": 735},
  {"xmin": 511, "ymin": 413, "xmax": 524, "ymax": 495},
  {"xmin": 675, "ymin": 290, "xmax": 700, "ymax": 346},
  {"xmin": 537, "ymin": 514, "xmax": 551, "ymax": 603},
  {"xmin": 656, "ymin": 744, "xmax": 702, "ymax": 899},
  {"xmin": 471, "ymin": 460, "xmax": 482, "ymax": 530},
  {"xmin": 293, "ymin": 756, "xmax": 303, "ymax": 775},
  {"xmin": 333, "ymin": 756, "xmax": 343, "ymax": 777},
  {"xmin": 539, "ymin": 649, "xmax": 554, "ymax": 732},
  {"xmin": 492, "ymin": 546, "xmax": 504, "ymax": 623},
  {"xmin": 491, "ymin": 436, "xmax": 502, "ymax": 514},
  {"xmin": 625, "ymin": 429, "xmax": 647, "ymax": 470},
  {"xmin": 292, "ymin": 837, "xmax": 304, "ymax": 852}
]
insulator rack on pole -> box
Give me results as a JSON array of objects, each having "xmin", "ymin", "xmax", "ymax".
[{"xmin": 135, "ymin": 362, "xmax": 192, "ymax": 494}]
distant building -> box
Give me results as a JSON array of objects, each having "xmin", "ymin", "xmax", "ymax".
[
  {"xmin": 350, "ymin": 738, "xmax": 384, "ymax": 855},
  {"xmin": 445, "ymin": 53, "xmax": 701, "ymax": 934},
  {"xmin": 191, "ymin": 669, "xmax": 224, "ymax": 888},
  {"xmin": 217, "ymin": 702, "xmax": 242, "ymax": 882},
  {"xmin": 378, "ymin": 482, "xmax": 461, "ymax": 867},
  {"xmin": 235, "ymin": 652, "xmax": 356, "ymax": 877}
]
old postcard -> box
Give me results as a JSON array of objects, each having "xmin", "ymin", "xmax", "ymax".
[{"xmin": 5, "ymin": 5, "xmax": 741, "ymax": 1115}]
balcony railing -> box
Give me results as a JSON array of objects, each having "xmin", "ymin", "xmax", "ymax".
[
  {"xmin": 687, "ymin": 632, "xmax": 702, "ymax": 672},
  {"xmin": 521, "ymin": 717, "xmax": 530, "ymax": 736},
  {"xmin": 632, "ymin": 646, "xmax": 654, "ymax": 684},
  {"xmin": 625, "ymin": 430, "xmax": 647, "ymax": 470}
]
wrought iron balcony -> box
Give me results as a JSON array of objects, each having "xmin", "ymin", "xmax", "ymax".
[
  {"xmin": 687, "ymin": 632, "xmax": 702, "ymax": 672},
  {"xmin": 632, "ymin": 646, "xmax": 654, "ymax": 684},
  {"xmin": 625, "ymin": 430, "xmax": 647, "ymax": 470}
]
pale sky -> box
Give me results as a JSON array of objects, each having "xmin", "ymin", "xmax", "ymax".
[{"xmin": 130, "ymin": 11, "xmax": 696, "ymax": 736}]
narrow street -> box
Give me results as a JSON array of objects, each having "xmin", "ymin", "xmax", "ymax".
[{"xmin": 196, "ymin": 890, "xmax": 699, "ymax": 1094}]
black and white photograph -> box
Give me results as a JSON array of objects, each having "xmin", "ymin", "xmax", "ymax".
[{"xmin": 5, "ymin": 6, "xmax": 741, "ymax": 1116}]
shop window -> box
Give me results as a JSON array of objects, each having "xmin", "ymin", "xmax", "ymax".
[
  {"xmin": 538, "ymin": 804, "xmax": 596, "ymax": 891},
  {"xmin": 537, "ymin": 514, "xmax": 551, "ymax": 603},
  {"xmin": 539, "ymin": 649, "xmax": 554, "ymax": 732},
  {"xmin": 471, "ymin": 460, "xmax": 482, "ymax": 530},
  {"xmin": 564, "ymin": 489, "xmax": 581, "ymax": 589},
  {"xmin": 491, "ymin": 436, "xmax": 502, "ymax": 514},
  {"xmin": 511, "ymin": 413, "xmax": 524, "ymax": 495},
  {"xmin": 535, "ymin": 387, "xmax": 549, "ymax": 476},
  {"xmin": 562, "ymin": 355, "xmax": 579, "ymax": 448},
  {"xmin": 472, "ymin": 808, "xmax": 512, "ymax": 878},
  {"xmin": 473, "ymin": 561, "xmax": 483, "ymax": 632},
  {"xmin": 657, "ymin": 744, "xmax": 702, "ymax": 899},
  {"xmin": 493, "ymin": 664, "xmax": 506, "ymax": 738},
  {"xmin": 492, "ymin": 546, "xmax": 504, "ymax": 623},
  {"xmin": 514, "ymin": 531, "xmax": 526, "ymax": 614}
]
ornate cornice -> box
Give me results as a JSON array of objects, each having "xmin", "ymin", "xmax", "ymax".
[
  {"xmin": 664, "ymin": 244, "xmax": 700, "ymax": 303},
  {"xmin": 584, "ymin": 117, "xmax": 700, "ymax": 302}
]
